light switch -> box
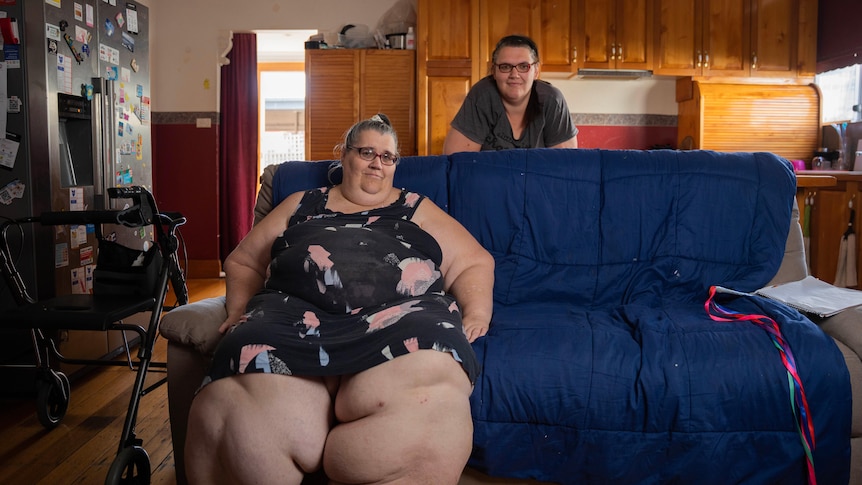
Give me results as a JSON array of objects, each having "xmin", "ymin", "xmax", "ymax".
[{"xmin": 196, "ymin": 118, "xmax": 212, "ymax": 128}]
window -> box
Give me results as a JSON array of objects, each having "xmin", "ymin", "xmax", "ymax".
[{"xmin": 816, "ymin": 64, "xmax": 862, "ymax": 124}]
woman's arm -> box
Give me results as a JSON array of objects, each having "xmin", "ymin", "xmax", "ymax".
[
  {"xmin": 218, "ymin": 191, "xmax": 304, "ymax": 334},
  {"xmin": 442, "ymin": 128, "xmax": 482, "ymax": 155},
  {"xmin": 414, "ymin": 200, "xmax": 495, "ymax": 342},
  {"xmin": 549, "ymin": 136, "xmax": 578, "ymax": 148}
]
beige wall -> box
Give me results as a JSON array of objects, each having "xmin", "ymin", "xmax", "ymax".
[{"xmin": 149, "ymin": 0, "xmax": 401, "ymax": 112}]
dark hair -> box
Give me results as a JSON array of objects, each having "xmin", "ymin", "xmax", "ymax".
[
  {"xmin": 335, "ymin": 113, "xmax": 399, "ymax": 159},
  {"xmin": 491, "ymin": 35, "xmax": 540, "ymax": 69}
]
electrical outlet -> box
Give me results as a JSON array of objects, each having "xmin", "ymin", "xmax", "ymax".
[{"xmin": 196, "ymin": 118, "xmax": 212, "ymax": 128}]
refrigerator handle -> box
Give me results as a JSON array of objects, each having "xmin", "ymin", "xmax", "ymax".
[{"xmin": 92, "ymin": 77, "xmax": 116, "ymax": 209}]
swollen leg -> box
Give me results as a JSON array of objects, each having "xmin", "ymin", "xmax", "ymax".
[
  {"xmin": 324, "ymin": 351, "xmax": 474, "ymax": 484},
  {"xmin": 185, "ymin": 374, "xmax": 333, "ymax": 485}
]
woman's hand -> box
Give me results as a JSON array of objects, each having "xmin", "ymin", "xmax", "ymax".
[
  {"xmin": 218, "ymin": 314, "xmax": 246, "ymax": 334},
  {"xmin": 463, "ymin": 315, "xmax": 489, "ymax": 343}
]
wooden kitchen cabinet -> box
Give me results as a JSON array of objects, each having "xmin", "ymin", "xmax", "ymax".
[
  {"xmin": 416, "ymin": 0, "xmax": 479, "ymax": 155},
  {"xmin": 797, "ymin": 172, "xmax": 862, "ymax": 288},
  {"xmin": 305, "ymin": 49, "xmax": 416, "ymax": 161},
  {"xmin": 653, "ymin": 0, "xmax": 747, "ymax": 76},
  {"xmin": 578, "ymin": 0, "xmax": 652, "ymax": 70},
  {"xmin": 480, "ymin": 0, "xmax": 579, "ymax": 74},
  {"xmin": 654, "ymin": 0, "xmax": 812, "ymax": 79},
  {"xmin": 676, "ymin": 79, "xmax": 820, "ymax": 160}
]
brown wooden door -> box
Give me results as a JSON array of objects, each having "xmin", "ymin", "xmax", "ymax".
[
  {"xmin": 749, "ymin": 0, "xmax": 797, "ymax": 77},
  {"xmin": 538, "ymin": 0, "xmax": 579, "ymax": 73},
  {"xmin": 480, "ymin": 0, "xmax": 578, "ymax": 74},
  {"xmin": 615, "ymin": 0, "xmax": 653, "ymax": 69},
  {"xmin": 361, "ymin": 50, "xmax": 416, "ymax": 156},
  {"xmin": 580, "ymin": 0, "xmax": 651, "ymax": 69},
  {"xmin": 417, "ymin": 0, "xmax": 479, "ymax": 155},
  {"xmin": 653, "ymin": 0, "xmax": 699, "ymax": 75},
  {"xmin": 701, "ymin": 0, "xmax": 749, "ymax": 76},
  {"xmin": 305, "ymin": 50, "xmax": 359, "ymax": 161},
  {"xmin": 580, "ymin": 0, "xmax": 615, "ymax": 68}
]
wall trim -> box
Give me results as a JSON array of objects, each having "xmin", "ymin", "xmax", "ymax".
[
  {"xmin": 153, "ymin": 112, "xmax": 220, "ymax": 125},
  {"xmin": 573, "ymin": 114, "xmax": 677, "ymax": 126}
]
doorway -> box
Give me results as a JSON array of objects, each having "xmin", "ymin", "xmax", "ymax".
[{"xmin": 256, "ymin": 30, "xmax": 316, "ymax": 175}]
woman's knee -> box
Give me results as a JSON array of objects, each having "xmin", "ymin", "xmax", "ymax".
[{"xmin": 185, "ymin": 375, "xmax": 334, "ymax": 478}]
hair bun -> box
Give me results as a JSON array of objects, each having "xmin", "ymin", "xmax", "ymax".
[{"xmin": 371, "ymin": 113, "xmax": 392, "ymax": 127}]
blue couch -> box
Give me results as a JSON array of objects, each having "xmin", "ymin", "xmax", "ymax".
[{"xmin": 162, "ymin": 148, "xmax": 854, "ymax": 484}]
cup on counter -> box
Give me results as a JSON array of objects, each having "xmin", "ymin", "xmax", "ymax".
[
  {"xmin": 790, "ymin": 159, "xmax": 807, "ymax": 171},
  {"xmin": 811, "ymin": 155, "xmax": 830, "ymax": 170}
]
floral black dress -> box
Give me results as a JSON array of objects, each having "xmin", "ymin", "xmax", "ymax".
[{"xmin": 203, "ymin": 188, "xmax": 480, "ymax": 387}]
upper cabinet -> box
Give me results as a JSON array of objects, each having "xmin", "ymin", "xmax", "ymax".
[
  {"xmin": 653, "ymin": 0, "xmax": 814, "ymax": 79},
  {"xmin": 480, "ymin": 0, "xmax": 579, "ymax": 74},
  {"xmin": 417, "ymin": 0, "xmax": 479, "ymax": 155},
  {"xmin": 578, "ymin": 0, "xmax": 653, "ymax": 70},
  {"xmin": 306, "ymin": 49, "xmax": 416, "ymax": 161}
]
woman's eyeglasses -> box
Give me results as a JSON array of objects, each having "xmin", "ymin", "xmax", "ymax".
[
  {"xmin": 349, "ymin": 146, "xmax": 399, "ymax": 165},
  {"xmin": 494, "ymin": 62, "xmax": 536, "ymax": 73}
]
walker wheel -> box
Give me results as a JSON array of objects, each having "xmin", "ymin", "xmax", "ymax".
[
  {"xmin": 105, "ymin": 445, "xmax": 151, "ymax": 485},
  {"xmin": 36, "ymin": 369, "xmax": 70, "ymax": 429}
]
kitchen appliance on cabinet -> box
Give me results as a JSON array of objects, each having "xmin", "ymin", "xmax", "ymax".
[{"xmin": 0, "ymin": 0, "xmax": 152, "ymax": 385}]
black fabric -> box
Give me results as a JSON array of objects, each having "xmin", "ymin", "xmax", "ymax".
[{"xmin": 93, "ymin": 239, "xmax": 161, "ymax": 297}]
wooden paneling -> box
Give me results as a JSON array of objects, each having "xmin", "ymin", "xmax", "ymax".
[
  {"xmin": 361, "ymin": 51, "xmax": 416, "ymax": 157},
  {"xmin": 428, "ymin": 77, "xmax": 473, "ymax": 155},
  {"xmin": 677, "ymin": 79, "xmax": 821, "ymax": 160},
  {"xmin": 654, "ymin": 0, "xmax": 698, "ymax": 75},
  {"xmin": 798, "ymin": 175, "xmax": 862, "ymax": 286},
  {"xmin": 305, "ymin": 50, "xmax": 359, "ymax": 160},
  {"xmin": 750, "ymin": 0, "xmax": 797, "ymax": 77},
  {"xmin": 306, "ymin": 50, "xmax": 415, "ymax": 161}
]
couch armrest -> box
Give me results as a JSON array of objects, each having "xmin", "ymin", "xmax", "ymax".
[
  {"xmin": 253, "ymin": 163, "xmax": 281, "ymax": 226},
  {"xmin": 159, "ymin": 296, "xmax": 227, "ymax": 356},
  {"xmin": 767, "ymin": 205, "xmax": 808, "ymax": 287}
]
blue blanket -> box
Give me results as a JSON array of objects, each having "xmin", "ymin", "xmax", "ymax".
[{"xmin": 270, "ymin": 149, "xmax": 851, "ymax": 484}]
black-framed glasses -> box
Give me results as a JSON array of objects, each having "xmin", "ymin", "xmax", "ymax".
[
  {"xmin": 495, "ymin": 62, "xmax": 536, "ymax": 73},
  {"xmin": 348, "ymin": 146, "xmax": 399, "ymax": 165}
]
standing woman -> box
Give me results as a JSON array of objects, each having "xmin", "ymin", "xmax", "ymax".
[{"xmin": 443, "ymin": 34, "xmax": 578, "ymax": 154}]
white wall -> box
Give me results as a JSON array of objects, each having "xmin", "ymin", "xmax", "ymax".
[
  {"xmin": 149, "ymin": 0, "xmax": 401, "ymax": 112},
  {"xmin": 148, "ymin": 0, "xmax": 678, "ymax": 116},
  {"xmin": 552, "ymin": 77, "xmax": 678, "ymax": 116}
]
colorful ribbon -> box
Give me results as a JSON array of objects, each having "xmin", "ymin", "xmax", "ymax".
[{"xmin": 705, "ymin": 286, "xmax": 817, "ymax": 485}]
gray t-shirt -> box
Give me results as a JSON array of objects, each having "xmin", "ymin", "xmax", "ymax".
[{"xmin": 450, "ymin": 76, "xmax": 578, "ymax": 151}]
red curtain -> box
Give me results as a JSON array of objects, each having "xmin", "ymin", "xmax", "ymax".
[{"xmin": 218, "ymin": 33, "xmax": 259, "ymax": 262}]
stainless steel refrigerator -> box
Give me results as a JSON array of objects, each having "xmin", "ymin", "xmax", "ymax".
[{"xmin": 0, "ymin": 0, "xmax": 151, "ymax": 383}]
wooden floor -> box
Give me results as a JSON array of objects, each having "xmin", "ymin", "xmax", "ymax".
[{"xmin": 0, "ymin": 278, "xmax": 226, "ymax": 485}]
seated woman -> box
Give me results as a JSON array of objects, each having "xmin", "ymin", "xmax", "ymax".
[{"xmin": 184, "ymin": 114, "xmax": 496, "ymax": 484}]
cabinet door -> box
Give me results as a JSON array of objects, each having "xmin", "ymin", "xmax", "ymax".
[
  {"xmin": 481, "ymin": 0, "xmax": 533, "ymax": 71},
  {"xmin": 653, "ymin": 0, "xmax": 698, "ymax": 75},
  {"xmin": 701, "ymin": 0, "xmax": 749, "ymax": 76},
  {"xmin": 580, "ymin": 0, "xmax": 614, "ymax": 68},
  {"xmin": 480, "ymin": 0, "xmax": 578, "ymax": 74},
  {"xmin": 750, "ymin": 0, "xmax": 796, "ymax": 77},
  {"xmin": 305, "ymin": 50, "xmax": 359, "ymax": 161},
  {"xmin": 417, "ymin": 0, "xmax": 478, "ymax": 155},
  {"xmin": 539, "ymin": 0, "xmax": 579, "ymax": 72},
  {"xmin": 361, "ymin": 50, "xmax": 416, "ymax": 156},
  {"xmin": 616, "ymin": 0, "xmax": 652, "ymax": 69}
]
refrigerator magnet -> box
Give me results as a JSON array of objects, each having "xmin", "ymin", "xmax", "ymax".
[
  {"xmin": 104, "ymin": 18, "xmax": 115, "ymax": 37},
  {"xmin": 130, "ymin": 58, "xmax": 138, "ymax": 72}
]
